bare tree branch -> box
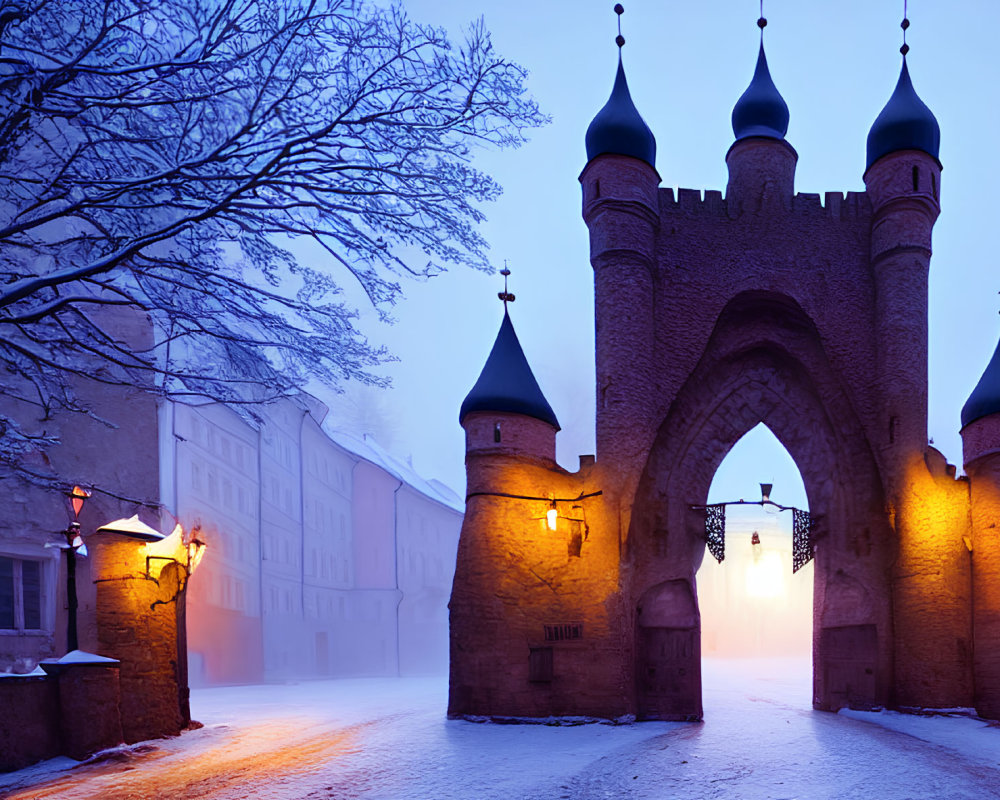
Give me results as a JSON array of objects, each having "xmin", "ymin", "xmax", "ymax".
[{"xmin": 0, "ymin": 0, "xmax": 547, "ymax": 487}]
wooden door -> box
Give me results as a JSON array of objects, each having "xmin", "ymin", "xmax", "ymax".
[{"xmin": 637, "ymin": 626, "xmax": 701, "ymax": 720}]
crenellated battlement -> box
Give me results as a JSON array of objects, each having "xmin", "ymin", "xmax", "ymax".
[{"xmin": 657, "ymin": 186, "xmax": 870, "ymax": 219}]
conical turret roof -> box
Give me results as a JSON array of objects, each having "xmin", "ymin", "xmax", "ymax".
[
  {"xmin": 962, "ymin": 334, "xmax": 1000, "ymax": 428},
  {"xmin": 866, "ymin": 59, "xmax": 940, "ymax": 170},
  {"xmin": 460, "ymin": 310, "xmax": 560, "ymax": 430},
  {"xmin": 585, "ymin": 56, "xmax": 656, "ymax": 169},
  {"xmin": 732, "ymin": 43, "xmax": 789, "ymax": 141}
]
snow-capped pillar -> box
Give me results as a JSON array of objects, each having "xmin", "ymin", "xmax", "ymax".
[
  {"xmin": 88, "ymin": 529, "xmax": 187, "ymax": 743},
  {"xmin": 40, "ymin": 652, "xmax": 123, "ymax": 760}
]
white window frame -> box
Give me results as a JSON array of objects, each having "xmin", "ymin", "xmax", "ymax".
[{"xmin": 0, "ymin": 548, "xmax": 56, "ymax": 635}]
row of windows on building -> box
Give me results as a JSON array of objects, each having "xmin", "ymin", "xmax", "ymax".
[
  {"xmin": 305, "ymin": 448, "xmax": 350, "ymax": 495},
  {"xmin": 190, "ymin": 458, "xmax": 337, "ymax": 526},
  {"xmin": 304, "ymin": 549, "xmax": 351, "ymax": 583},
  {"xmin": 199, "ymin": 566, "xmax": 393, "ymax": 623},
  {"xmin": 399, "ymin": 548, "xmax": 445, "ymax": 584},
  {"xmin": 186, "ymin": 412, "xmax": 355, "ymax": 501},
  {"xmin": 187, "ymin": 416, "xmax": 255, "ymax": 476},
  {"xmin": 190, "ymin": 461, "xmax": 256, "ymax": 519}
]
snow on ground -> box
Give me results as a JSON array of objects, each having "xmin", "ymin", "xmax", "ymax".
[{"xmin": 2, "ymin": 658, "xmax": 1000, "ymax": 799}]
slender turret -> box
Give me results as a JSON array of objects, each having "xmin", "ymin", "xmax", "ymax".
[
  {"xmin": 863, "ymin": 18, "xmax": 941, "ymax": 465},
  {"xmin": 580, "ymin": 4, "xmax": 659, "ymax": 470},
  {"xmin": 726, "ymin": 16, "xmax": 796, "ymax": 213}
]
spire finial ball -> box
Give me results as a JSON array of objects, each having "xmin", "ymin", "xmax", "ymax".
[
  {"xmin": 901, "ymin": 17, "xmax": 910, "ymax": 30},
  {"xmin": 757, "ymin": 17, "xmax": 767, "ymax": 29},
  {"xmin": 614, "ymin": 3, "xmax": 624, "ymax": 15}
]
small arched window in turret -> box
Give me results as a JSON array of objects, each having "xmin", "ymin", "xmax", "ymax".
[
  {"xmin": 912, "ymin": 165, "xmax": 919, "ymax": 192},
  {"xmin": 931, "ymin": 172, "xmax": 938, "ymax": 201},
  {"xmin": 494, "ymin": 422, "xmax": 501, "ymax": 443}
]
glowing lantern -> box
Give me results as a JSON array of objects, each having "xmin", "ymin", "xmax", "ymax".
[
  {"xmin": 187, "ymin": 537, "xmax": 207, "ymax": 573},
  {"xmin": 546, "ymin": 502, "xmax": 558, "ymax": 531},
  {"xmin": 70, "ymin": 485, "xmax": 91, "ymax": 519},
  {"xmin": 746, "ymin": 550, "xmax": 785, "ymax": 598}
]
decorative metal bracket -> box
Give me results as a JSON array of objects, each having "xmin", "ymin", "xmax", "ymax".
[
  {"xmin": 704, "ymin": 503, "xmax": 726, "ymax": 563},
  {"xmin": 690, "ymin": 497, "xmax": 816, "ymax": 573},
  {"xmin": 791, "ymin": 507, "xmax": 815, "ymax": 573}
]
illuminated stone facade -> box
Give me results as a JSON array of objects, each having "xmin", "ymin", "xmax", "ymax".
[{"xmin": 450, "ymin": 45, "xmax": 1000, "ymax": 720}]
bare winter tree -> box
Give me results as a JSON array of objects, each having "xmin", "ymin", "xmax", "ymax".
[{"xmin": 0, "ymin": 0, "xmax": 545, "ymax": 485}]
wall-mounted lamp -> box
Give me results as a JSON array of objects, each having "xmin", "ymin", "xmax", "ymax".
[
  {"xmin": 187, "ymin": 536, "xmax": 207, "ymax": 573},
  {"xmin": 546, "ymin": 502, "xmax": 559, "ymax": 531},
  {"xmin": 465, "ymin": 489, "xmax": 603, "ymax": 538}
]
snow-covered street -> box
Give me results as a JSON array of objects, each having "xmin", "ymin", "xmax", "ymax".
[{"xmin": 3, "ymin": 658, "xmax": 1000, "ymax": 800}]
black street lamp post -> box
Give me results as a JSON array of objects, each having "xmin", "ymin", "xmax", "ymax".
[{"xmin": 61, "ymin": 486, "xmax": 91, "ymax": 653}]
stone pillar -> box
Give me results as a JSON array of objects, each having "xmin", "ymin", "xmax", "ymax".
[
  {"xmin": 87, "ymin": 530, "xmax": 185, "ymax": 743},
  {"xmin": 41, "ymin": 654, "xmax": 123, "ymax": 760}
]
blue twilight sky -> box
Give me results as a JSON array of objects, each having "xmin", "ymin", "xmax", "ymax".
[{"xmin": 320, "ymin": 1, "xmax": 999, "ymax": 510}]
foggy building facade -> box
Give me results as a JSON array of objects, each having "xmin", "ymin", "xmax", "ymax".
[
  {"xmin": 163, "ymin": 394, "xmax": 462, "ymax": 686},
  {"xmin": 1, "ymin": 339, "xmax": 461, "ymax": 690}
]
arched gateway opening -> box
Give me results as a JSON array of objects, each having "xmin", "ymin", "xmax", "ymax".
[
  {"xmin": 697, "ymin": 426, "xmax": 813, "ymax": 708},
  {"xmin": 626, "ymin": 293, "xmax": 892, "ymax": 720}
]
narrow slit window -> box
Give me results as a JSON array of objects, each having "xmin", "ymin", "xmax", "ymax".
[
  {"xmin": 494, "ymin": 423, "xmax": 501, "ymax": 443},
  {"xmin": 912, "ymin": 166, "xmax": 919, "ymax": 192}
]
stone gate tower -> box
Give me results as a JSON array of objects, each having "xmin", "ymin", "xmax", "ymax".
[{"xmin": 449, "ymin": 12, "xmax": 1000, "ymax": 721}]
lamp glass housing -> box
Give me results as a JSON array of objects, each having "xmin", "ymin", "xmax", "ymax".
[{"xmin": 546, "ymin": 505, "xmax": 558, "ymax": 531}]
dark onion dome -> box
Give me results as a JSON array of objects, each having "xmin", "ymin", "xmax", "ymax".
[
  {"xmin": 460, "ymin": 310, "xmax": 560, "ymax": 430},
  {"xmin": 866, "ymin": 59, "xmax": 940, "ymax": 170},
  {"xmin": 962, "ymin": 335, "xmax": 1000, "ymax": 428},
  {"xmin": 732, "ymin": 43, "xmax": 789, "ymax": 141},
  {"xmin": 585, "ymin": 56, "xmax": 656, "ymax": 169}
]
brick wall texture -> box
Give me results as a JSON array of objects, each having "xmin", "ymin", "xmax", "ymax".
[{"xmin": 450, "ymin": 141, "xmax": 998, "ymax": 721}]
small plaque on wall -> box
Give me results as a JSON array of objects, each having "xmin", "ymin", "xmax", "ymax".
[{"xmin": 544, "ymin": 623, "xmax": 583, "ymax": 642}]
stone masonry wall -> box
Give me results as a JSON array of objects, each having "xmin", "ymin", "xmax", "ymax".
[
  {"xmin": 89, "ymin": 533, "xmax": 185, "ymax": 743},
  {"xmin": 450, "ymin": 137, "xmax": 978, "ymax": 719}
]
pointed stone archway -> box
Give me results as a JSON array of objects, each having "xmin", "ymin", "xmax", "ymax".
[{"xmin": 624, "ymin": 292, "xmax": 892, "ymax": 718}]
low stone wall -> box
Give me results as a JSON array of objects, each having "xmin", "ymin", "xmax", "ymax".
[
  {"xmin": 0, "ymin": 675, "xmax": 59, "ymax": 772},
  {"xmin": 0, "ymin": 661, "xmax": 123, "ymax": 773}
]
